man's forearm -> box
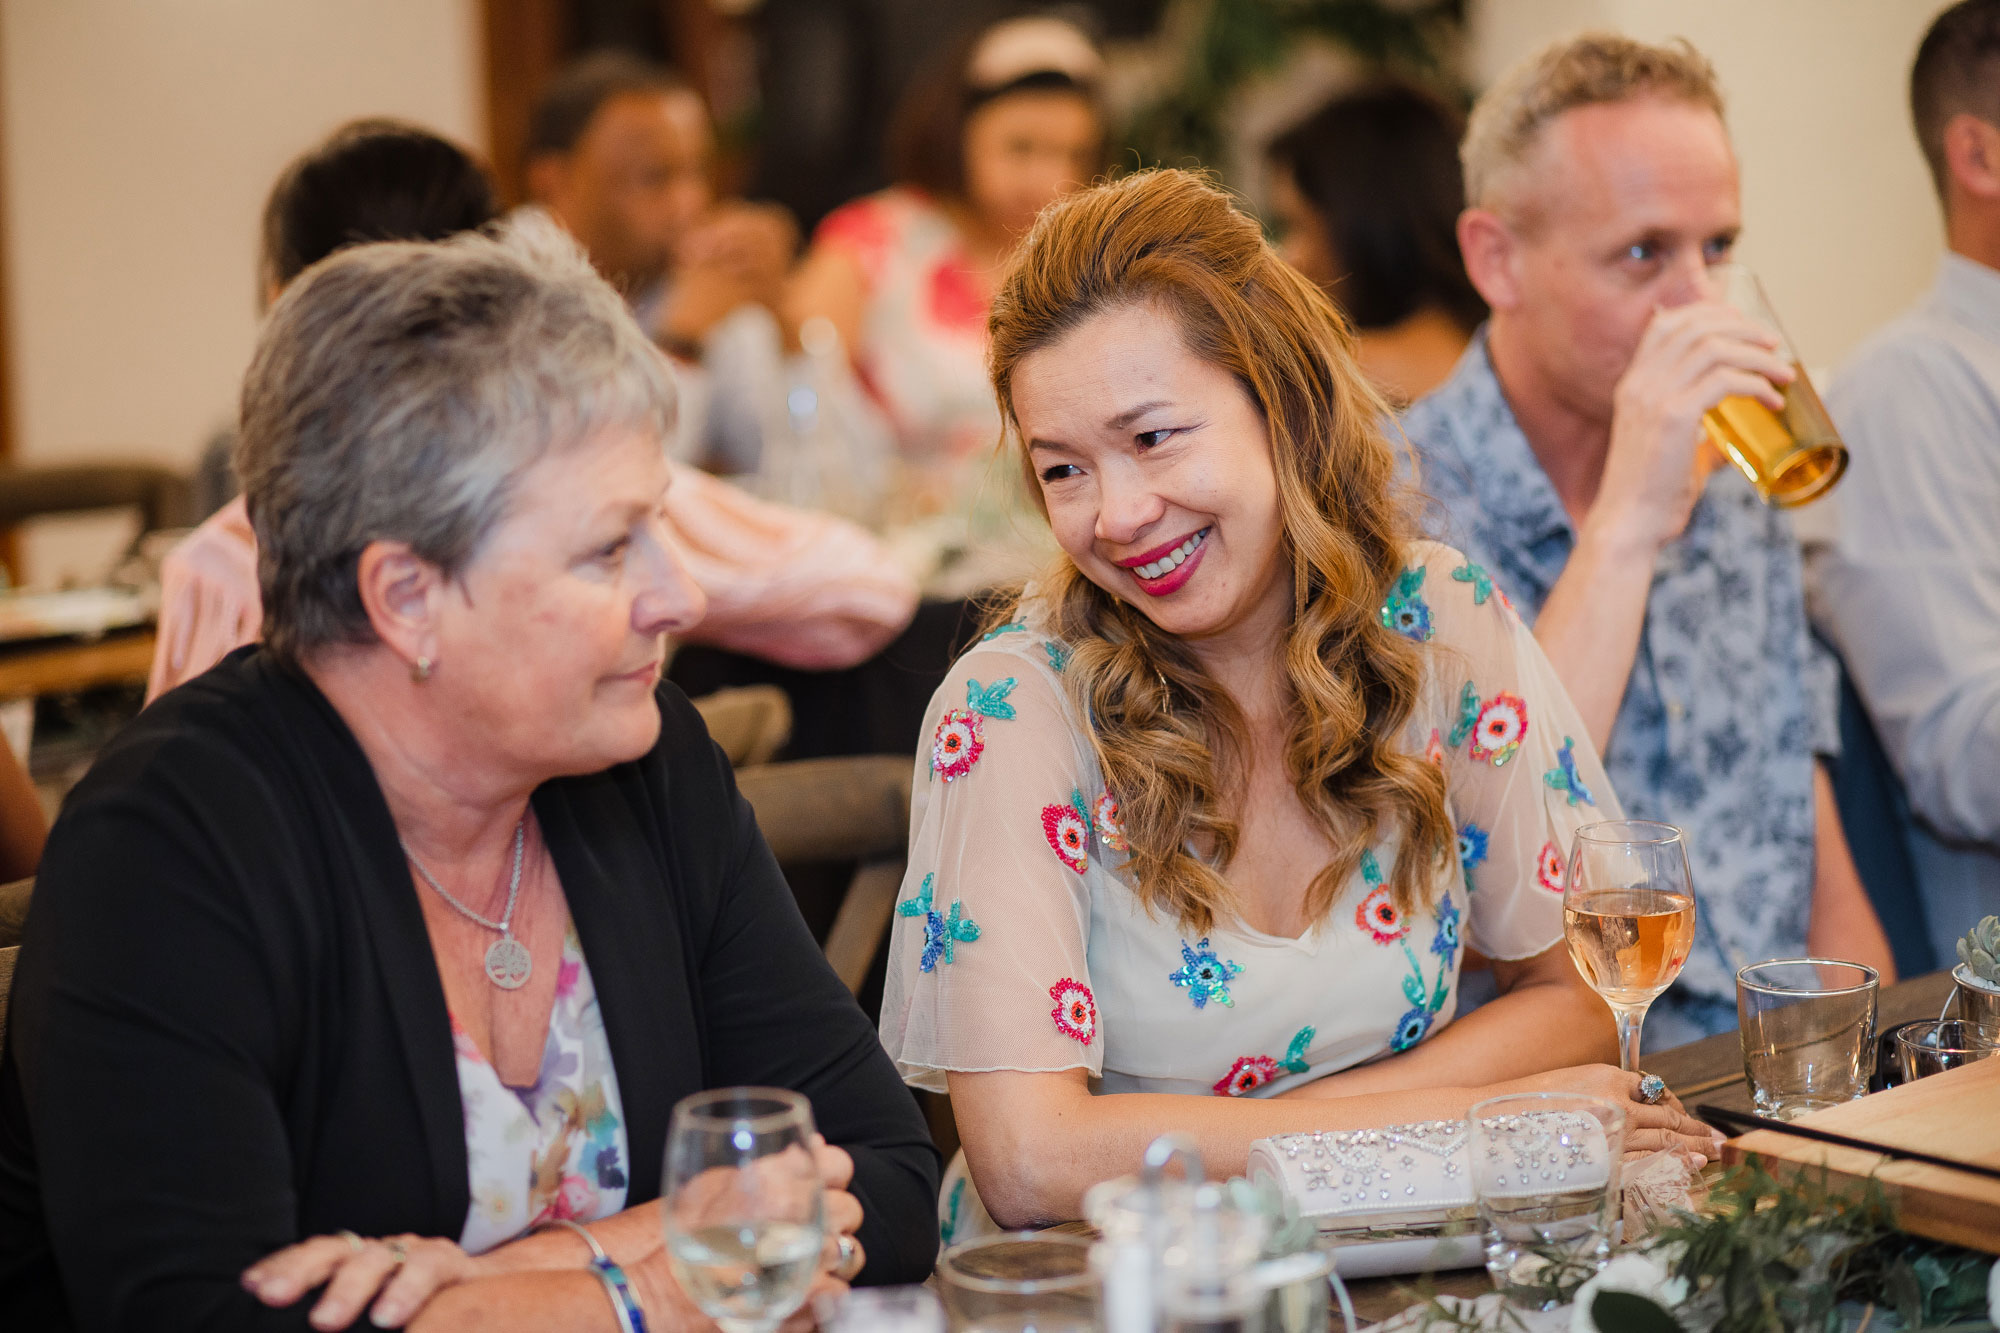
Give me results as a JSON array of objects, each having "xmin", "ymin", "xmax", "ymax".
[{"xmin": 1531, "ymin": 526, "xmax": 1660, "ymax": 751}]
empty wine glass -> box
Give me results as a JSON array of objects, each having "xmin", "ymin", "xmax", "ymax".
[
  {"xmin": 1563, "ymin": 821, "xmax": 1696, "ymax": 1071},
  {"xmin": 661, "ymin": 1087, "xmax": 825, "ymax": 1333}
]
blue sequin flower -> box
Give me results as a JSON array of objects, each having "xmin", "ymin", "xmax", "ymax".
[
  {"xmin": 1390, "ymin": 1006, "xmax": 1434, "ymax": 1052},
  {"xmin": 1044, "ymin": 641, "xmax": 1070, "ymax": 673},
  {"xmin": 1169, "ymin": 937, "xmax": 1243, "ymax": 1009},
  {"xmin": 1380, "ymin": 566, "xmax": 1434, "ymax": 642},
  {"xmin": 1430, "ymin": 893, "xmax": 1461, "ymax": 960},
  {"xmin": 1542, "ymin": 736, "xmax": 1596, "ymax": 807},
  {"xmin": 1457, "ymin": 822, "xmax": 1489, "ymax": 894}
]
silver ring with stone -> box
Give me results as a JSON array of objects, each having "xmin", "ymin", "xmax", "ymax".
[
  {"xmin": 1636, "ymin": 1072, "xmax": 1668, "ymax": 1105},
  {"xmin": 834, "ymin": 1232, "xmax": 860, "ymax": 1279},
  {"xmin": 385, "ymin": 1239, "xmax": 409, "ymax": 1266}
]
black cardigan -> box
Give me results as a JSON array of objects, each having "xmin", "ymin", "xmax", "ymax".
[{"xmin": 0, "ymin": 649, "xmax": 939, "ymax": 1330}]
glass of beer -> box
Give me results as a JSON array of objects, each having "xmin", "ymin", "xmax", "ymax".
[
  {"xmin": 1701, "ymin": 264, "xmax": 1848, "ymax": 508},
  {"xmin": 1563, "ymin": 821, "xmax": 1697, "ymax": 1071}
]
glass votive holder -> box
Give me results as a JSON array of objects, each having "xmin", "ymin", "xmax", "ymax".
[
  {"xmin": 936, "ymin": 1230, "xmax": 1097, "ymax": 1333},
  {"xmin": 1886, "ymin": 1018, "xmax": 2000, "ymax": 1085},
  {"xmin": 1466, "ymin": 1093, "xmax": 1625, "ymax": 1311},
  {"xmin": 1737, "ymin": 959, "xmax": 1878, "ymax": 1120}
]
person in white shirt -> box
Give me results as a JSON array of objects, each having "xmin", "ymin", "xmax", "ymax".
[{"xmin": 1810, "ymin": 0, "xmax": 2000, "ymax": 965}]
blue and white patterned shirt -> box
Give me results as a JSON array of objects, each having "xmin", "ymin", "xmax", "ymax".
[{"xmin": 1402, "ymin": 331, "xmax": 1839, "ymax": 1048}]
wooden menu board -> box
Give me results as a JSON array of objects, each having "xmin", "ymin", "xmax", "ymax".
[{"xmin": 1722, "ymin": 1056, "xmax": 2000, "ymax": 1253}]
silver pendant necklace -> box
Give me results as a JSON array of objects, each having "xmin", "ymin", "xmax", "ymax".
[{"xmin": 403, "ymin": 814, "xmax": 531, "ymax": 990}]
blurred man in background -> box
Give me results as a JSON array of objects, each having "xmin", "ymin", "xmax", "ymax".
[
  {"xmin": 522, "ymin": 53, "xmax": 794, "ymax": 475},
  {"xmin": 146, "ymin": 120, "xmax": 916, "ymax": 703},
  {"xmin": 1403, "ymin": 33, "xmax": 1893, "ymax": 1046},
  {"xmin": 1811, "ymin": 0, "xmax": 2000, "ymax": 964}
]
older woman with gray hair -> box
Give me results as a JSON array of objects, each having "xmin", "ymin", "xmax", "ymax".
[{"xmin": 0, "ymin": 222, "xmax": 939, "ymax": 1331}]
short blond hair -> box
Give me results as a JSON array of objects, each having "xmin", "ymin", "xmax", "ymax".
[{"xmin": 1463, "ymin": 32, "xmax": 1726, "ymax": 215}]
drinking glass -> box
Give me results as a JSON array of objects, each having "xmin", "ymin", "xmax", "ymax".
[
  {"xmin": 1701, "ymin": 264, "xmax": 1849, "ymax": 508},
  {"xmin": 936, "ymin": 1231, "xmax": 1097, "ymax": 1333},
  {"xmin": 661, "ymin": 1087, "xmax": 825, "ymax": 1333},
  {"xmin": 814, "ymin": 1285, "xmax": 946, "ymax": 1333},
  {"xmin": 1563, "ymin": 821, "xmax": 1697, "ymax": 1071},
  {"xmin": 1736, "ymin": 960, "xmax": 1879, "ymax": 1120},
  {"xmin": 1466, "ymin": 1094, "xmax": 1625, "ymax": 1312},
  {"xmin": 1887, "ymin": 1018, "xmax": 2000, "ymax": 1084}
]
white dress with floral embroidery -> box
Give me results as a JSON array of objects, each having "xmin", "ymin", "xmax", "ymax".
[{"xmin": 882, "ymin": 539, "xmax": 1622, "ymax": 1123}]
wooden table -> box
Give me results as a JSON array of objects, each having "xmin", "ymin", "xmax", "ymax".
[
  {"xmin": 0, "ymin": 626, "xmax": 155, "ymax": 699},
  {"xmin": 1336, "ymin": 969, "xmax": 1960, "ymax": 1324}
]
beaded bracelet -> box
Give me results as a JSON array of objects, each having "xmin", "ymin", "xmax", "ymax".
[{"xmin": 539, "ymin": 1218, "xmax": 650, "ymax": 1333}]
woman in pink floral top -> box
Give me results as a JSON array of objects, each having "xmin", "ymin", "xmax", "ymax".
[{"xmin": 788, "ymin": 17, "xmax": 1107, "ymax": 525}]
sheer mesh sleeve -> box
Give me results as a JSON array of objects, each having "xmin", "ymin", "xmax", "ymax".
[
  {"xmin": 1405, "ymin": 542, "xmax": 1626, "ymax": 959},
  {"xmin": 879, "ymin": 638, "xmax": 1104, "ymax": 1092}
]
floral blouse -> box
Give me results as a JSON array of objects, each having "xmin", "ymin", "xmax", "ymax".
[
  {"xmin": 880, "ymin": 541, "xmax": 1623, "ymax": 1102},
  {"xmin": 811, "ymin": 187, "xmax": 1006, "ymax": 524},
  {"xmin": 454, "ymin": 922, "xmax": 630, "ymax": 1255}
]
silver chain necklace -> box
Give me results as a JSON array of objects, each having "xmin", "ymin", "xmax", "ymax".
[{"xmin": 403, "ymin": 815, "xmax": 531, "ymax": 990}]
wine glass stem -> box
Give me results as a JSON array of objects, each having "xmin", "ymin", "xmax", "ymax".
[{"xmin": 1610, "ymin": 1002, "xmax": 1649, "ymax": 1072}]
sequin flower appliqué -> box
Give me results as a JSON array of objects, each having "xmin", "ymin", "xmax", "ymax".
[
  {"xmin": 1041, "ymin": 788, "xmax": 1094, "ymax": 873},
  {"xmin": 1214, "ymin": 1025, "xmax": 1315, "ymax": 1097},
  {"xmin": 931, "ymin": 677, "xmax": 1018, "ymax": 782},
  {"xmin": 1169, "ymin": 938, "xmax": 1242, "ymax": 1010},
  {"xmin": 1353, "ymin": 851, "xmax": 1458, "ymax": 1053},
  {"xmin": 1380, "ymin": 566, "xmax": 1434, "ymax": 642},
  {"xmin": 896, "ymin": 873, "xmax": 979, "ymax": 972},
  {"xmin": 1049, "ymin": 978, "xmax": 1097, "ymax": 1045}
]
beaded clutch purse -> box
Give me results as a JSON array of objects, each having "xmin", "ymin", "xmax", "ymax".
[{"xmin": 1245, "ymin": 1111, "xmax": 1613, "ymax": 1231}]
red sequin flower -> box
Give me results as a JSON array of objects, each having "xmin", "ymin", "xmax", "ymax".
[
  {"xmin": 1094, "ymin": 789, "xmax": 1128, "ymax": 852},
  {"xmin": 931, "ymin": 709, "xmax": 984, "ymax": 781},
  {"xmin": 1049, "ymin": 978, "xmax": 1097, "ymax": 1045},
  {"xmin": 1424, "ymin": 728, "xmax": 1446, "ymax": 768},
  {"xmin": 1356, "ymin": 885, "xmax": 1406, "ymax": 944},
  {"xmin": 1213, "ymin": 1055, "xmax": 1282, "ymax": 1097},
  {"xmin": 1536, "ymin": 840, "xmax": 1567, "ymax": 893},
  {"xmin": 1468, "ymin": 692, "xmax": 1528, "ymax": 766},
  {"xmin": 1042, "ymin": 802, "xmax": 1090, "ymax": 873}
]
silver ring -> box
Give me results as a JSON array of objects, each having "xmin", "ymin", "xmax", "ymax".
[
  {"xmin": 1636, "ymin": 1072, "xmax": 1668, "ymax": 1105},
  {"xmin": 834, "ymin": 1232, "xmax": 859, "ymax": 1278},
  {"xmin": 385, "ymin": 1239, "xmax": 409, "ymax": 1266},
  {"xmin": 337, "ymin": 1230, "xmax": 364, "ymax": 1255}
]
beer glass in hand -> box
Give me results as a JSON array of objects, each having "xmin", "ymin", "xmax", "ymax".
[
  {"xmin": 1563, "ymin": 822, "xmax": 1696, "ymax": 1071},
  {"xmin": 1702, "ymin": 264, "xmax": 1848, "ymax": 508},
  {"xmin": 662, "ymin": 1088, "xmax": 826, "ymax": 1333}
]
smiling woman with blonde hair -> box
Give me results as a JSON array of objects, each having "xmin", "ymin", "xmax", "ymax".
[{"xmin": 879, "ymin": 168, "xmax": 1724, "ymax": 1234}]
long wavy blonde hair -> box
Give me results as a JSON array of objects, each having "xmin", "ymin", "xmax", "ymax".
[{"xmin": 987, "ymin": 169, "xmax": 1451, "ymax": 934}]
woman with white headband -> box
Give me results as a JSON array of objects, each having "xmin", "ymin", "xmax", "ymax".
[{"xmin": 788, "ymin": 16, "xmax": 1108, "ymax": 538}]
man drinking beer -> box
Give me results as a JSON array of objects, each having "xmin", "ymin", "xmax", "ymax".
[{"xmin": 1401, "ymin": 32, "xmax": 1894, "ymax": 1046}]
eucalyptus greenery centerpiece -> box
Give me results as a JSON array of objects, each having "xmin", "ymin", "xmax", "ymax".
[{"xmin": 1412, "ymin": 1166, "xmax": 2000, "ymax": 1333}]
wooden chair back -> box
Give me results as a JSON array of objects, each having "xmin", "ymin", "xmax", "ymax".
[
  {"xmin": 735, "ymin": 756, "xmax": 912, "ymax": 994},
  {"xmin": 690, "ymin": 686, "xmax": 793, "ymax": 768}
]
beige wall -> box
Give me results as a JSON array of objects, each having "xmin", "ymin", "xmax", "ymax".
[
  {"xmin": 1469, "ymin": 0, "xmax": 1949, "ymax": 373},
  {"xmin": 1, "ymin": 0, "xmax": 484, "ymax": 586}
]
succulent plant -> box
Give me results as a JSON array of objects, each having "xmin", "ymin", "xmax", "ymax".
[{"xmin": 1958, "ymin": 914, "xmax": 2000, "ymax": 988}]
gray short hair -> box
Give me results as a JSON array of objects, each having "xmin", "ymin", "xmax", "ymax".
[
  {"xmin": 1463, "ymin": 32, "xmax": 1726, "ymax": 218},
  {"xmin": 237, "ymin": 216, "xmax": 677, "ymax": 663}
]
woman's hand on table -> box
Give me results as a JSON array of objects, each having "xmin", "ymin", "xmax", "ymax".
[
  {"xmin": 1496, "ymin": 1064, "xmax": 1727, "ymax": 1167},
  {"xmin": 242, "ymin": 1231, "xmax": 476, "ymax": 1329}
]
